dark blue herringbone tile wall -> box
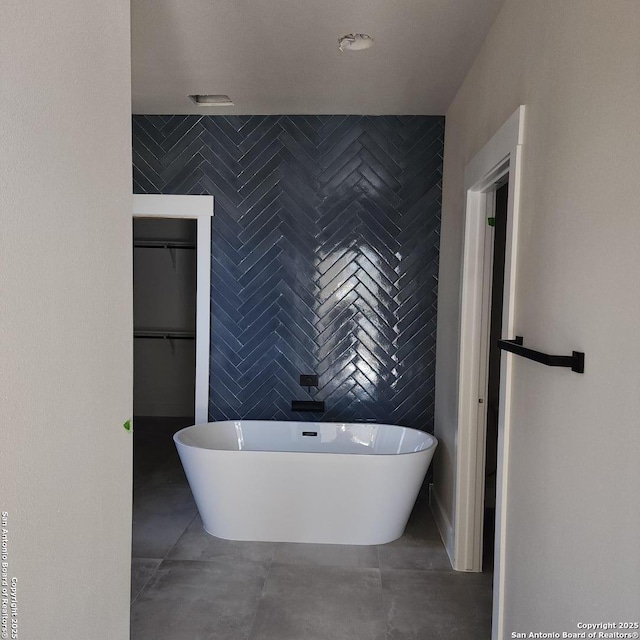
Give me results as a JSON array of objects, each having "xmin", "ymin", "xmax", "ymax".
[{"xmin": 133, "ymin": 115, "xmax": 443, "ymax": 432}]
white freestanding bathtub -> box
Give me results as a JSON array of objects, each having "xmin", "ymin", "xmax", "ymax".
[{"xmin": 174, "ymin": 420, "xmax": 437, "ymax": 545}]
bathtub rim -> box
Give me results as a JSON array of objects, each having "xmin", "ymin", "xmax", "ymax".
[{"xmin": 173, "ymin": 420, "xmax": 438, "ymax": 457}]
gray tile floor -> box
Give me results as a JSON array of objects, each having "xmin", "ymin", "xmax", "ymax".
[{"xmin": 131, "ymin": 418, "xmax": 493, "ymax": 639}]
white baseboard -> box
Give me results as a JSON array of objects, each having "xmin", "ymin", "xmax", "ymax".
[{"xmin": 429, "ymin": 484, "xmax": 455, "ymax": 568}]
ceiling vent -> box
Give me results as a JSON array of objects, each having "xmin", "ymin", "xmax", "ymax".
[
  {"xmin": 338, "ymin": 34, "xmax": 374, "ymax": 52},
  {"xmin": 188, "ymin": 94, "xmax": 234, "ymax": 106}
]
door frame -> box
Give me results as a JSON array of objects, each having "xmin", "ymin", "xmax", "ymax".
[
  {"xmin": 132, "ymin": 194, "xmax": 214, "ymax": 424},
  {"xmin": 454, "ymin": 106, "xmax": 525, "ymax": 638}
]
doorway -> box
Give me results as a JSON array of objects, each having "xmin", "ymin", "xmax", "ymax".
[
  {"xmin": 451, "ymin": 106, "xmax": 525, "ymax": 639},
  {"xmin": 130, "ymin": 195, "xmax": 213, "ymax": 618},
  {"xmin": 132, "ymin": 194, "xmax": 213, "ymax": 423},
  {"xmin": 482, "ymin": 180, "xmax": 508, "ymax": 571},
  {"xmin": 133, "ymin": 217, "xmax": 197, "ymax": 422},
  {"xmin": 131, "ymin": 215, "xmax": 200, "ymax": 596}
]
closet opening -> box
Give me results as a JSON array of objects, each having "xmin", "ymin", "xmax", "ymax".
[
  {"xmin": 131, "ymin": 217, "xmax": 197, "ymax": 564},
  {"xmin": 130, "ymin": 194, "xmax": 213, "ymax": 614},
  {"xmin": 133, "ymin": 217, "xmax": 197, "ymax": 431}
]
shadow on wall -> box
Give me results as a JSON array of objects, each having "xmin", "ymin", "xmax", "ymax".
[{"xmin": 132, "ymin": 115, "xmax": 444, "ymax": 431}]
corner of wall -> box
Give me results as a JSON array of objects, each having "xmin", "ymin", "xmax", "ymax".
[{"xmin": 429, "ymin": 482, "xmax": 455, "ymax": 566}]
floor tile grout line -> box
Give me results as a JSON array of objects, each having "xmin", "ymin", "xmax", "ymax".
[
  {"xmin": 130, "ymin": 502, "xmax": 198, "ymax": 606},
  {"xmin": 130, "ymin": 559, "xmax": 162, "ymax": 607},
  {"xmin": 245, "ymin": 542, "xmax": 277, "ymax": 640},
  {"xmin": 159, "ymin": 511, "xmax": 199, "ymax": 566},
  {"xmin": 376, "ymin": 566, "xmax": 389, "ymax": 640}
]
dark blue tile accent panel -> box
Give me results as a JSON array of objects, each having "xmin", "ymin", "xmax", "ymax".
[{"xmin": 133, "ymin": 115, "xmax": 444, "ymax": 432}]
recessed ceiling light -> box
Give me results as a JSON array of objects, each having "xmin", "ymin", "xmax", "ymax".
[
  {"xmin": 188, "ymin": 94, "xmax": 234, "ymax": 107},
  {"xmin": 338, "ymin": 34, "xmax": 374, "ymax": 52}
]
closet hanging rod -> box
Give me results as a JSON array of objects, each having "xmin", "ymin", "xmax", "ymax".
[
  {"xmin": 498, "ymin": 336, "xmax": 585, "ymax": 373},
  {"xmin": 133, "ymin": 240, "xmax": 196, "ymax": 250},
  {"xmin": 134, "ymin": 330, "xmax": 195, "ymax": 340}
]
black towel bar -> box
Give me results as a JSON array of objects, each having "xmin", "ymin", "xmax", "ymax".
[{"xmin": 498, "ymin": 336, "xmax": 585, "ymax": 373}]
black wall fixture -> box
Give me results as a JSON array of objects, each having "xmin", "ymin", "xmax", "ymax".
[
  {"xmin": 300, "ymin": 374, "xmax": 319, "ymax": 391},
  {"xmin": 133, "ymin": 115, "xmax": 444, "ymax": 431},
  {"xmin": 498, "ymin": 336, "xmax": 585, "ymax": 373},
  {"xmin": 291, "ymin": 401, "xmax": 326, "ymax": 413}
]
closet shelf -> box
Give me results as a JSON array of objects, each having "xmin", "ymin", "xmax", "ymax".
[
  {"xmin": 134, "ymin": 240, "xmax": 196, "ymax": 250},
  {"xmin": 134, "ymin": 330, "xmax": 195, "ymax": 340}
]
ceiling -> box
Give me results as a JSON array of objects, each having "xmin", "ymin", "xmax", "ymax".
[{"xmin": 131, "ymin": 0, "xmax": 505, "ymax": 115}]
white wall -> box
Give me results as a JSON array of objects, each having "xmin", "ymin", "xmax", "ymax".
[
  {"xmin": 434, "ymin": 0, "xmax": 640, "ymax": 631},
  {"xmin": 0, "ymin": 2, "xmax": 132, "ymax": 639}
]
